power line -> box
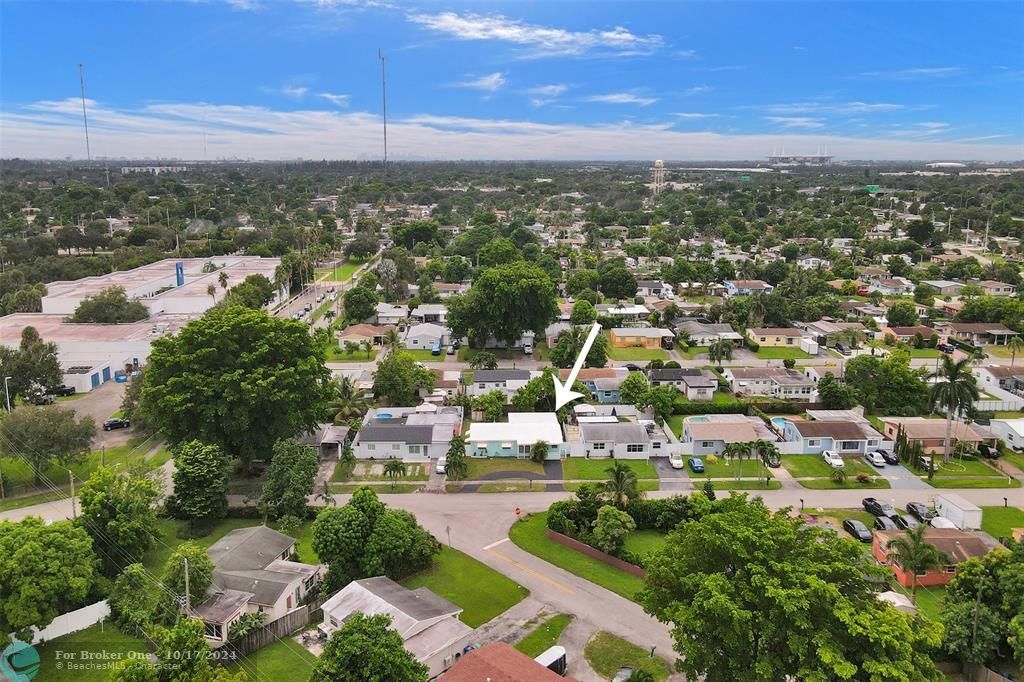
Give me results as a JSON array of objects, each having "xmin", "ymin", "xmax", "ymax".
[
  {"xmin": 378, "ymin": 48, "xmax": 388, "ymax": 171},
  {"xmin": 77, "ymin": 63, "xmax": 92, "ymax": 161}
]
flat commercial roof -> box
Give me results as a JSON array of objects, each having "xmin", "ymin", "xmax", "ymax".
[{"xmin": 0, "ymin": 313, "xmax": 191, "ymax": 345}]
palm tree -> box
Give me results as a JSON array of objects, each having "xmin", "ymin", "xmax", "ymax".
[
  {"xmin": 752, "ymin": 439, "xmax": 779, "ymax": 481},
  {"xmin": 384, "ymin": 458, "xmax": 407, "ymax": 491},
  {"xmin": 218, "ymin": 271, "xmax": 229, "ymax": 292},
  {"xmin": 604, "ymin": 461, "xmax": 640, "ymax": 509},
  {"xmin": 708, "ymin": 339, "xmax": 734, "ymax": 365},
  {"xmin": 206, "ymin": 283, "xmax": 217, "ymax": 304},
  {"xmin": 327, "ymin": 376, "xmax": 367, "ymax": 423},
  {"xmin": 733, "ymin": 441, "xmax": 753, "ymax": 480},
  {"xmin": 1008, "ymin": 336, "xmax": 1024, "ymax": 366},
  {"xmin": 886, "ymin": 524, "xmax": 947, "ymax": 604},
  {"xmin": 929, "ymin": 355, "xmax": 980, "ymax": 464},
  {"xmin": 749, "ymin": 293, "xmax": 767, "ymax": 327},
  {"xmin": 360, "ymin": 339, "xmax": 373, "ymax": 359},
  {"xmin": 324, "ymin": 309, "xmax": 336, "ymax": 325},
  {"xmin": 738, "ymin": 259, "xmax": 758, "ymax": 280},
  {"xmin": 722, "ymin": 442, "xmax": 743, "ymax": 474},
  {"xmin": 382, "ymin": 328, "xmax": 401, "ymax": 353},
  {"xmin": 445, "ymin": 435, "xmax": 469, "ymax": 481}
]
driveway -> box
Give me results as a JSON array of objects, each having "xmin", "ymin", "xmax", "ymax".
[
  {"xmin": 57, "ymin": 381, "xmax": 130, "ymax": 447},
  {"xmin": 651, "ymin": 456, "xmax": 690, "ymax": 491},
  {"xmin": 875, "ymin": 462, "xmax": 933, "ymax": 490}
]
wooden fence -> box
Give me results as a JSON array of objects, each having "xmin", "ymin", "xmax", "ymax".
[
  {"xmin": 221, "ymin": 594, "xmax": 329, "ymax": 659},
  {"xmin": 546, "ymin": 529, "xmax": 647, "ymax": 577}
]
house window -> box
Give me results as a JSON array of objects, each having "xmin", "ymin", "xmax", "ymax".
[
  {"xmin": 304, "ymin": 575, "xmax": 316, "ymax": 591},
  {"xmin": 840, "ymin": 441, "xmax": 858, "ymax": 450},
  {"xmin": 366, "ymin": 444, "xmax": 376, "ymax": 451},
  {"xmin": 409, "ymin": 446, "xmax": 421, "ymax": 455},
  {"xmin": 391, "ymin": 443, "xmax": 400, "ymax": 451},
  {"xmin": 330, "ymin": 616, "xmax": 339, "ymax": 628},
  {"xmin": 944, "ymin": 565, "xmax": 957, "ymax": 574},
  {"xmin": 204, "ymin": 621, "xmax": 222, "ymax": 639},
  {"xmin": 478, "ymin": 383, "xmax": 485, "ymax": 389},
  {"xmin": 593, "ymin": 442, "xmax": 606, "ymax": 450},
  {"xmin": 626, "ymin": 444, "xmax": 645, "ymax": 453},
  {"xmin": 701, "ymin": 441, "xmax": 715, "ymax": 448},
  {"xmin": 760, "ymin": 337, "xmax": 766, "ymax": 342},
  {"xmin": 807, "ymin": 439, "xmax": 820, "ymax": 447},
  {"xmin": 786, "ymin": 338, "xmax": 794, "ymax": 345},
  {"xmin": 652, "ymin": 441, "xmax": 661, "ymax": 449}
]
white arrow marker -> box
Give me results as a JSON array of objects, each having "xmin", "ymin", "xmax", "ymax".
[{"xmin": 552, "ymin": 321, "xmax": 603, "ymax": 410}]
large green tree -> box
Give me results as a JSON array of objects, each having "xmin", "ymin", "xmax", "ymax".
[
  {"xmin": 641, "ymin": 496, "xmax": 943, "ymax": 682},
  {"xmin": 446, "ymin": 261, "xmax": 558, "ymax": 347},
  {"xmin": 311, "ymin": 487, "xmax": 439, "ymax": 592},
  {"xmin": 343, "ymin": 286, "xmax": 379, "ymax": 322},
  {"xmin": 0, "ymin": 326, "xmax": 62, "ymax": 403},
  {"xmin": 166, "ymin": 440, "xmax": 228, "ymax": 524},
  {"xmin": 548, "ymin": 325, "xmax": 607, "ymax": 369},
  {"xmin": 373, "ymin": 350, "xmax": 435, "ymax": 406},
  {"xmin": 844, "ymin": 350, "xmax": 929, "ymax": 415},
  {"xmin": 0, "ymin": 405, "xmax": 96, "ymax": 485},
  {"xmin": 67, "ymin": 285, "xmax": 150, "ymax": 323},
  {"xmin": 78, "ymin": 465, "xmax": 161, "ymax": 573},
  {"xmin": 141, "ymin": 306, "xmax": 332, "ymax": 470},
  {"xmin": 159, "ymin": 542, "xmax": 214, "ymax": 622},
  {"xmin": 261, "ymin": 438, "xmax": 319, "ymax": 519},
  {"xmin": 310, "ymin": 613, "xmax": 429, "ymax": 682},
  {"xmin": 0, "ymin": 518, "xmax": 99, "ymax": 639}
]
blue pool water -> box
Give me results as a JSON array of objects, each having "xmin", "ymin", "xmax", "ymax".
[
  {"xmin": 687, "ymin": 416, "xmax": 710, "ymax": 423},
  {"xmin": 771, "ymin": 417, "xmax": 790, "ymax": 430}
]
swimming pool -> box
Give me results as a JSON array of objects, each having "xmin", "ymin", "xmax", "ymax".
[
  {"xmin": 771, "ymin": 417, "xmax": 790, "ymax": 430},
  {"xmin": 686, "ymin": 416, "xmax": 710, "ymax": 423}
]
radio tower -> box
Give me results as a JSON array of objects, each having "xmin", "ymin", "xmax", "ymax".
[
  {"xmin": 378, "ymin": 49, "xmax": 388, "ymax": 170},
  {"xmin": 651, "ymin": 159, "xmax": 666, "ymax": 196},
  {"xmin": 77, "ymin": 63, "xmax": 92, "ymax": 161}
]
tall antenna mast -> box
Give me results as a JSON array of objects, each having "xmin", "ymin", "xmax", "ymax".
[
  {"xmin": 77, "ymin": 63, "xmax": 92, "ymax": 161},
  {"xmin": 378, "ymin": 48, "xmax": 388, "ymax": 170}
]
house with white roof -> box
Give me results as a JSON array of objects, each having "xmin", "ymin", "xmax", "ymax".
[
  {"xmin": 465, "ymin": 413, "xmax": 566, "ymax": 459},
  {"xmin": 578, "ymin": 421, "xmax": 655, "ymax": 459},
  {"xmin": 375, "ymin": 302, "xmax": 409, "ymax": 325},
  {"xmin": 467, "ymin": 369, "xmax": 535, "ymax": 398},
  {"xmin": 402, "ymin": 322, "xmax": 448, "ymax": 350},
  {"xmin": 680, "ymin": 414, "xmax": 778, "ymax": 455}
]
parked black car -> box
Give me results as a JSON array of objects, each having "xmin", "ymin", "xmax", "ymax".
[
  {"xmin": 843, "ymin": 519, "xmax": 873, "ymax": 542},
  {"xmin": 978, "ymin": 443, "xmax": 998, "ymax": 459},
  {"xmin": 906, "ymin": 502, "xmax": 935, "ymax": 522},
  {"xmin": 862, "ymin": 497, "xmax": 897, "ymax": 518},
  {"xmin": 893, "ymin": 515, "xmax": 920, "ymax": 530},
  {"xmin": 874, "ymin": 516, "xmax": 899, "ymax": 531},
  {"xmin": 31, "ymin": 394, "xmax": 55, "ymax": 405},
  {"xmin": 103, "ymin": 418, "xmax": 131, "ymax": 431},
  {"xmin": 874, "ymin": 449, "xmax": 900, "ymax": 465},
  {"xmin": 49, "ymin": 384, "xmax": 77, "ymax": 397},
  {"xmin": 937, "ymin": 343, "xmax": 955, "ymax": 354},
  {"xmin": 624, "ymin": 364, "xmax": 643, "ymax": 372}
]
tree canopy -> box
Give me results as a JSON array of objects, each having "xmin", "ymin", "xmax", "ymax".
[
  {"xmin": 0, "ymin": 405, "xmax": 95, "ymax": 484},
  {"xmin": 261, "ymin": 438, "xmax": 319, "ymax": 519},
  {"xmin": 446, "ymin": 261, "xmax": 558, "ymax": 347},
  {"xmin": 78, "ymin": 465, "xmax": 161, "ymax": 573},
  {"xmin": 310, "ymin": 612, "xmax": 429, "ymax": 682},
  {"xmin": 67, "ymin": 285, "xmax": 150, "ymax": 323},
  {"xmin": 373, "ymin": 350, "xmax": 435, "ymax": 406}
]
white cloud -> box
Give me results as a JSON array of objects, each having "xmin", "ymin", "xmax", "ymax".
[
  {"xmin": 406, "ymin": 11, "xmax": 663, "ymax": 58},
  {"xmin": 682, "ymin": 85, "xmax": 711, "ymax": 96},
  {"xmin": 765, "ymin": 116, "xmax": 826, "ymax": 129},
  {"xmin": 451, "ymin": 72, "xmax": 506, "ymax": 92},
  {"xmin": 3, "ymin": 97, "xmax": 1018, "ymax": 161},
  {"xmin": 225, "ymin": 0, "xmax": 260, "ymax": 10},
  {"xmin": 319, "ymin": 92, "xmax": 350, "ymax": 107},
  {"xmin": 261, "ymin": 85, "xmax": 309, "ymax": 98},
  {"xmin": 673, "ymin": 112, "xmax": 720, "ymax": 119},
  {"xmin": 525, "ymin": 84, "xmax": 568, "ymax": 96},
  {"xmin": 859, "ymin": 67, "xmax": 963, "ymax": 80},
  {"xmin": 760, "ymin": 101, "xmax": 906, "ymax": 114},
  {"xmin": 586, "ymin": 93, "xmax": 658, "ymax": 106}
]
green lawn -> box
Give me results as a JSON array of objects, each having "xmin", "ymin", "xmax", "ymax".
[
  {"xmin": 980, "ymin": 506, "xmax": 1024, "ymax": 539},
  {"xmin": 688, "ymin": 457, "xmax": 774, "ymax": 480},
  {"xmin": 324, "ymin": 345, "xmax": 377, "ymax": 362},
  {"xmin": 330, "ymin": 482, "xmax": 425, "ymax": 493},
  {"xmin": 457, "ymin": 343, "xmax": 548, "ymax": 362},
  {"xmin": 1, "ymin": 436, "xmax": 155, "ymax": 494},
  {"xmin": 666, "ymin": 414, "xmax": 685, "ymax": 438},
  {"xmin": 226, "ymin": 634, "xmax": 319, "ymax": 680},
  {"xmin": 34, "ymin": 624, "xmax": 148, "ymax": 682},
  {"xmin": 563, "ymin": 480, "xmax": 659, "ymax": 492},
  {"xmin": 755, "ymin": 347, "xmax": 813, "ymax": 360},
  {"xmin": 477, "ymin": 481, "xmax": 547, "ymax": 492},
  {"xmin": 806, "ymin": 507, "xmax": 877, "ymax": 528},
  {"xmin": 515, "ymin": 613, "xmax": 572, "ymax": 658},
  {"xmin": 562, "ymin": 458, "xmax": 658, "ymax": 480},
  {"xmin": 316, "ymin": 261, "xmax": 360, "ymax": 282},
  {"xmin": 702, "ymin": 479, "xmax": 782, "ymax": 490},
  {"xmin": 1002, "ymin": 451, "xmax": 1024, "ymax": 472},
  {"xmin": 782, "ymin": 455, "xmax": 878, "ymax": 478},
  {"xmin": 623, "ymin": 530, "xmax": 667, "ymax": 557},
  {"xmin": 403, "ymin": 348, "xmax": 448, "ymax": 362},
  {"xmin": 0, "ymin": 486, "xmax": 72, "ymax": 512},
  {"xmin": 798, "ymin": 477, "xmax": 891, "ymax": 489},
  {"xmin": 584, "ymin": 631, "xmax": 671, "ymax": 682},
  {"xmin": 928, "ymin": 458, "xmax": 1004, "ymax": 477},
  {"xmin": 465, "ymin": 457, "xmax": 546, "ymax": 479},
  {"xmin": 925, "ymin": 476, "xmax": 1021, "ymax": 488},
  {"xmin": 333, "ymin": 462, "xmax": 429, "ymax": 482},
  {"xmin": 508, "ymin": 512, "xmax": 645, "ymax": 601},
  {"xmin": 677, "ymin": 345, "xmax": 709, "ymax": 359},
  {"xmin": 906, "ymin": 348, "xmax": 942, "ymax": 358},
  {"xmin": 898, "ymin": 584, "xmax": 945, "ymax": 622},
  {"xmin": 402, "ymin": 546, "xmax": 528, "ymax": 627},
  {"xmin": 606, "ymin": 345, "xmax": 670, "ymax": 362}
]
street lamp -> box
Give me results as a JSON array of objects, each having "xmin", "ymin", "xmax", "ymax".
[
  {"xmin": 3, "ymin": 376, "xmax": 11, "ymax": 412},
  {"xmin": 799, "ymin": 498, "xmax": 804, "ymax": 511}
]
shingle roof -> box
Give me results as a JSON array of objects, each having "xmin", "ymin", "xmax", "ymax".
[
  {"xmin": 792, "ymin": 420, "xmax": 872, "ymax": 440},
  {"xmin": 207, "ymin": 526, "xmax": 295, "ymax": 572},
  {"xmin": 579, "ymin": 421, "xmax": 650, "ymax": 444},
  {"xmin": 359, "ymin": 423, "xmax": 436, "ymax": 444},
  {"xmin": 473, "ymin": 369, "xmax": 532, "ymax": 382}
]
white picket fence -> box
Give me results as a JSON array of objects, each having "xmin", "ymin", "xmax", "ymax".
[{"xmin": 8, "ymin": 600, "xmax": 110, "ymax": 645}]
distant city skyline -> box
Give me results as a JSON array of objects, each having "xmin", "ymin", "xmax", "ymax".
[{"xmin": 1, "ymin": 1, "xmax": 1022, "ymax": 160}]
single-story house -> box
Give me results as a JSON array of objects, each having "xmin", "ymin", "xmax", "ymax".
[
  {"xmin": 723, "ymin": 279, "xmax": 774, "ymax": 297},
  {"xmin": 935, "ymin": 322, "xmax": 1019, "ymax": 346},
  {"xmin": 443, "ymin": 642, "xmax": 573, "ymax": 682},
  {"xmin": 673, "ymin": 320, "xmax": 744, "ymax": 346},
  {"xmin": 196, "ymin": 526, "xmax": 323, "ymax": 644},
  {"xmin": 872, "ymin": 528, "xmax": 995, "ymax": 588},
  {"xmin": 868, "ymin": 277, "xmax": 914, "ymax": 296},
  {"xmin": 595, "ymin": 303, "xmax": 650, "ymax": 323},
  {"xmin": 609, "ymin": 327, "xmax": 674, "ymax": 350},
  {"xmin": 465, "ymin": 412, "xmax": 566, "ymax": 459},
  {"xmin": 974, "ymin": 365, "xmax": 1024, "ymax": 395},
  {"xmin": 559, "ymin": 368, "xmax": 629, "ymax": 404},
  {"xmin": 987, "ymin": 418, "xmax": 1024, "ymax": 451},
  {"xmin": 320, "ymin": 576, "xmax": 474, "ymax": 679},
  {"xmin": 410, "ymin": 304, "xmax": 447, "ymax": 324},
  {"xmin": 978, "ymin": 280, "xmax": 1016, "ymax": 297},
  {"xmin": 780, "ymin": 418, "xmax": 883, "ymax": 455},
  {"xmin": 881, "ymin": 326, "xmax": 937, "ymax": 344},
  {"xmin": 434, "ymin": 282, "xmax": 470, "ymax": 298},
  {"xmin": 681, "ymin": 414, "xmax": 779, "ymax": 455},
  {"xmin": 353, "ymin": 405, "xmax": 463, "ymax": 460},
  {"xmin": 722, "ymin": 368, "xmax": 815, "ymax": 399},
  {"xmin": 295, "ymin": 423, "xmax": 349, "ymax": 459},
  {"xmin": 920, "ymin": 280, "xmax": 964, "ymax": 297},
  {"xmin": 636, "ymin": 280, "xmax": 671, "ymax": 297},
  {"xmin": 402, "ymin": 323, "xmax": 448, "ymax": 350},
  {"xmin": 879, "ymin": 417, "xmax": 998, "ymax": 454},
  {"xmin": 747, "ymin": 327, "xmax": 805, "ymax": 347},
  {"xmin": 578, "ymin": 421, "xmax": 654, "ymax": 459},
  {"xmin": 375, "ymin": 303, "xmax": 409, "ymax": 325},
  {"xmin": 468, "ymin": 369, "xmax": 534, "ymax": 398},
  {"xmin": 338, "ymin": 323, "xmax": 390, "ymax": 346},
  {"xmin": 803, "ymin": 365, "xmax": 843, "ymax": 383},
  {"xmin": 801, "ymin": 319, "xmax": 866, "ymax": 344},
  {"xmin": 648, "ymin": 368, "xmax": 718, "ymax": 401},
  {"xmin": 797, "ymin": 256, "xmax": 829, "ymax": 270}
]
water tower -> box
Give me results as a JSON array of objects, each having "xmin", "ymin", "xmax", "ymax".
[{"xmin": 651, "ymin": 159, "xmax": 666, "ymax": 196}]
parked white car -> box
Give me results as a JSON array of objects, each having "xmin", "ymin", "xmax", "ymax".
[
  {"xmin": 435, "ymin": 457, "xmax": 447, "ymax": 475},
  {"xmin": 864, "ymin": 451, "xmax": 886, "ymax": 467},
  {"xmin": 668, "ymin": 454, "xmax": 684, "ymax": 469},
  {"xmin": 822, "ymin": 451, "xmax": 845, "ymax": 468}
]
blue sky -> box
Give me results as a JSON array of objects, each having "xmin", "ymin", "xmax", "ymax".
[{"xmin": 1, "ymin": 0, "xmax": 1022, "ymax": 160}]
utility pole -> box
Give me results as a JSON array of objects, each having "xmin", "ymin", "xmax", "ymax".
[
  {"xmin": 970, "ymin": 575, "xmax": 985, "ymax": 681},
  {"xmin": 183, "ymin": 557, "xmax": 191, "ymax": 614},
  {"xmin": 378, "ymin": 49, "xmax": 388, "ymax": 171},
  {"xmin": 69, "ymin": 470, "xmax": 77, "ymax": 519},
  {"xmin": 77, "ymin": 63, "xmax": 92, "ymax": 161}
]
